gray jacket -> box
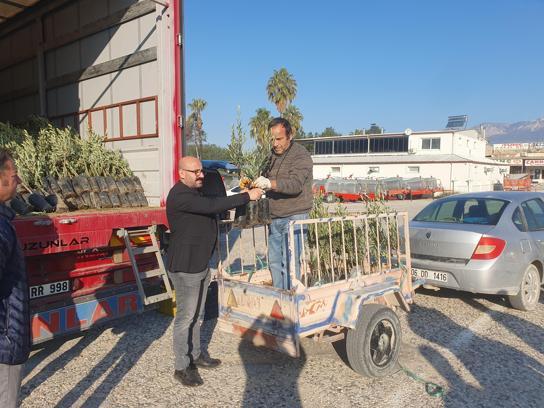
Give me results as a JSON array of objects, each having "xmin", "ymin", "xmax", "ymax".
[{"xmin": 264, "ymin": 141, "xmax": 313, "ymax": 218}]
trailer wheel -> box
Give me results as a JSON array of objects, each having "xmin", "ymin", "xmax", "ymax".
[{"xmin": 346, "ymin": 304, "xmax": 401, "ymax": 378}]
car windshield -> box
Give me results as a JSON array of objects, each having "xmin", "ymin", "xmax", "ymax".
[{"xmin": 413, "ymin": 197, "xmax": 509, "ymax": 225}]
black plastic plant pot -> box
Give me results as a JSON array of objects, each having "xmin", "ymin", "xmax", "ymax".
[
  {"xmin": 88, "ymin": 177, "xmax": 100, "ymax": 193},
  {"xmin": 45, "ymin": 194, "xmax": 58, "ymax": 208},
  {"xmin": 115, "ymin": 179, "xmax": 128, "ymax": 195},
  {"xmin": 58, "ymin": 177, "xmax": 77, "ymax": 198},
  {"xmin": 109, "ymin": 192, "xmax": 121, "ymax": 208},
  {"xmin": 9, "ymin": 196, "xmax": 32, "ymax": 215},
  {"xmin": 46, "ymin": 176, "xmax": 62, "ymax": 195},
  {"xmin": 131, "ymin": 175, "xmax": 145, "ymax": 192},
  {"xmin": 137, "ymin": 191, "xmax": 148, "ymax": 207},
  {"xmin": 105, "ymin": 176, "xmax": 119, "ymax": 194},
  {"xmin": 96, "ymin": 176, "xmax": 109, "ymax": 192},
  {"xmin": 28, "ymin": 193, "xmax": 54, "ymax": 213},
  {"xmin": 121, "ymin": 177, "xmax": 137, "ymax": 192},
  {"xmin": 258, "ymin": 198, "xmax": 272, "ymax": 225},
  {"xmin": 119, "ymin": 193, "xmax": 131, "ymax": 208},
  {"xmin": 98, "ymin": 191, "xmax": 113, "ymax": 208}
]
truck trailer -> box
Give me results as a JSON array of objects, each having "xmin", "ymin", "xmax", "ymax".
[{"xmin": 0, "ymin": 0, "xmax": 184, "ymax": 343}]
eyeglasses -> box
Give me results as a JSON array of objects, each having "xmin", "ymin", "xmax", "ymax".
[{"xmin": 182, "ymin": 168, "xmax": 204, "ymax": 176}]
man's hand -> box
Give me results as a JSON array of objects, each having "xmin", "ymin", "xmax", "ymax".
[
  {"xmin": 247, "ymin": 188, "xmax": 264, "ymax": 201},
  {"xmin": 253, "ymin": 176, "xmax": 272, "ymax": 190}
]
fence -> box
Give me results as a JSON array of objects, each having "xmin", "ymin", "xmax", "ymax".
[{"xmin": 215, "ymin": 212, "xmax": 411, "ymax": 290}]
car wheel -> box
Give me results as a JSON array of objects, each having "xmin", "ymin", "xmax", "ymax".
[
  {"xmin": 325, "ymin": 193, "xmax": 337, "ymax": 203},
  {"xmin": 346, "ymin": 304, "xmax": 401, "ymax": 377},
  {"xmin": 509, "ymin": 264, "xmax": 541, "ymax": 311}
]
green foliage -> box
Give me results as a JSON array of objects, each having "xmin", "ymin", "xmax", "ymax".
[
  {"xmin": 283, "ymin": 104, "xmax": 304, "ymax": 138},
  {"xmin": 249, "ymin": 108, "xmax": 273, "ymax": 149},
  {"xmin": 368, "ymin": 123, "xmax": 383, "ymax": 134},
  {"xmin": 267, "ymin": 68, "xmax": 297, "ymax": 115},
  {"xmin": 305, "ymin": 195, "xmax": 400, "ymax": 286},
  {"xmin": 227, "ymin": 108, "xmax": 246, "ymax": 170},
  {"xmin": 186, "ymin": 143, "xmax": 230, "ymax": 161},
  {"xmin": 319, "ymin": 127, "xmax": 341, "ymax": 137},
  {"xmin": 187, "ymin": 98, "xmax": 208, "ymax": 158},
  {"xmin": 0, "ymin": 118, "xmax": 132, "ymax": 189},
  {"xmin": 350, "ymin": 128, "xmax": 365, "ymax": 135}
]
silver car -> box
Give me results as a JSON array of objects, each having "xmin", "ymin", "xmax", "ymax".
[{"xmin": 410, "ymin": 192, "xmax": 543, "ymax": 310}]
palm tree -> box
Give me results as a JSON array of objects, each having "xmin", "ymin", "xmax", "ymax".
[
  {"xmin": 266, "ymin": 68, "xmax": 297, "ymax": 115},
  {"xmin": 187, "ymin": 98, "xmax": 207, "ymax": 158},
  {"xmin": 249, "ymin": 108, "xmax": 273, "ymax": 148},
  {"xmin": 283, "ymin": 104, "xmax": 304, "ymax": 138}
]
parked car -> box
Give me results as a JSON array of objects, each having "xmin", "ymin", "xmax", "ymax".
[{"xmin": 410, "ymin": 192, "xmax": 543, "ymax": 310}]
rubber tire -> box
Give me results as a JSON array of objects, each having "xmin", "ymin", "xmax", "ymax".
[
  {"xmin": 509, "ymin": 264, "xmax": 541, "ymax": 311},
  {"xmin": 346, "ymin": 304, "xmax": 401, "ymax": 378},
  {"xmin": 325, "ymin": 193, "xmax": 337, "ymax": 203},
  {"xmin": 396, "ymin": 194, "xmax": 405, "ymax": 200}
]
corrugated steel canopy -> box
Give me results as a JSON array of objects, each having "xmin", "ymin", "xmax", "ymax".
[{"xmin": 0, "ymin": 0, "xmax": 40, "ymax": 24}]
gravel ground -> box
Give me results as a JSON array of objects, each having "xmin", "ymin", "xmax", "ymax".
[
  {"xmin": 19, "ymin": 288, "xmax": 543, "ymax": 408},
  {"xmin": 19, "ymin": 199, "xmax": 544, "ymax": 407}
]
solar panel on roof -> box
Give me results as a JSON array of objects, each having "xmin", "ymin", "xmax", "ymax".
[{"xmin": 446, "ymin": 115, "xmax": 468, "ymax": 129}]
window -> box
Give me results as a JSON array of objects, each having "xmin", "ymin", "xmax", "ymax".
[
  {"xmin": 414, "ymin": 198, "xmax": 508, "ymax": 225},
  {"xmin": 315, "ymin": 141, "xmax": 333, "ymax": 154},
  {"xmin": 369, "ymin": 166, "xmax": 379, "ymax": 174},
  {"xmin": 422, "ymin": 138, "xmax": 441, "ymax": 150},
  {"xmin": 408, "ymin": 166, "xmax": 420, "ymax": 173},
  {"xmin": 521, "ymin": 198, "xmax": 544, "ymax": 231},
  {"xmin": 369, "ymin": 136, "xmax": 408, "ymax": 153},
  {"xmin": 512, "ymin": 207, "xmax": 526, "ymax": 231},
  {"xmin": 331, "ymin": 166, "xmax": 341, "ymax": 175}
]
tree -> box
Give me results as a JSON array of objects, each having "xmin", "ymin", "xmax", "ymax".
[
  {"xmin": 266, "ymin": 68, "xmax": 297, "ymax": 115},
  {"xmin": 186, "ymin": 143, "xmax": 230, "ymax": 161},
  {"xmin": 368, "ymin": 123, "xmax": 383, "ymax": 134},
  {"xmin": 187, "ymin": 98, "xmax": 207, "ymax": 158},
  {"xmin": 283, "ymin": 104, "xmax": 304, "ymax": 138},
  {"xmin": 249, "ymin": 108, "xmax": 273, "ymax": 149},
  {"xmin": 350, "ymin": 128, "xmax": 365, "ymax": 135},
  {"xmin": 227, "ymin": 108, "xmax": 246, "ymax": 170},
  {"xmin": 320, "ymin": 127, "xmax": 341, "ymax": 137}
]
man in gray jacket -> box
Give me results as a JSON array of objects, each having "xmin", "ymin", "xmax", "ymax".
[{"xmin": 254, "ymin": 118, "xmax": 313, "ymax": 289}]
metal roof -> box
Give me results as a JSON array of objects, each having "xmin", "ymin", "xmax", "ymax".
[
  {"xmin": 0, "ymin": 0, "xmax": 40, "ymax": 24},
  {"xmin": 311, "ymin": 154, "xmax": 508, "ymax": 166}
]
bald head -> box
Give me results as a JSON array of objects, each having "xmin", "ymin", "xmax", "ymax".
[{"xmin": 178, "ymin": 156, "xmax": 204, "ymax": 189}]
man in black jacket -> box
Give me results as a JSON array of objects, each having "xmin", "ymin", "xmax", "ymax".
[
  {"xmin": 0, "ymin": 149, "xmax": 30, "ymax": 408},
  {"xmin": 166, "ymin": 156, "xmax": 263, "ymax": 387}
]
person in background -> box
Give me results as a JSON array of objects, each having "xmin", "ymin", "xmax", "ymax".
[
  {"xmin": 0, "ymin": 149, "xmax": 30, "ymax": 408},
  {"xmin": 253, "ymin": 118, "xmax": 313, "ymax": 289},
  {"xmin": 166, "ymin": 156, "xmax": 263, "ymax": 387}
]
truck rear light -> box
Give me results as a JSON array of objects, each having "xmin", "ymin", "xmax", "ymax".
[{"xmin": 471, "ymin": 237, "xmax": 506, "ymax": 260}]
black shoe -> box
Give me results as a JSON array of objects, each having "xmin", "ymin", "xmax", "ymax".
[
  {"xmin": 174, "ymin": 365, "xmax": 203, "ymax": 386},
  {"xmin": 194, "ymin": 354, "xmax": 222, "ymax": 369}
]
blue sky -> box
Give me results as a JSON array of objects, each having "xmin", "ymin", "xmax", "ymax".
[{"xmin": 184, "ymin": 0, "xmax": 544, "ymax": 146}]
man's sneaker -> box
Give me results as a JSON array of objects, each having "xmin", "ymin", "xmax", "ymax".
[
  {"xmin": 174, "ymin": 365, "xmax": 203, "ymax": 386},
  {"xmin": 194, "ymin": 354, "xmax": 221, "ymax": 369}
]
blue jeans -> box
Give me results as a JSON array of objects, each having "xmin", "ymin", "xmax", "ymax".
[{"xmin": 268, "ymin": 213, "xmax": 309, "ymax": 290}]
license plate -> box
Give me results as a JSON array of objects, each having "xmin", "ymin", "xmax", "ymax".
[
  {"xmin": 411, "ymin": 268, "xmax": 448, "ymax": 283},
  {"xmin": 29, "ymin": 280, "xmax": 71, "ymax": 299}
]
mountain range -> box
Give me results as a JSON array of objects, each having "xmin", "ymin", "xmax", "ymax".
[{"xmin": 475, "ymin": 117, "xmax": 544, "ymax": 144}]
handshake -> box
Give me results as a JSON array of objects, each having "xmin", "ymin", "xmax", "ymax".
[{"xmin": 239, "ymin": 176, "xmax": 272, "ymax": 201}]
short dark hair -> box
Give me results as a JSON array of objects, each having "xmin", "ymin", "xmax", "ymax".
[
  {"xmin": 0, "ymin": 148, "xmax": 14, "ymax": 172},
  {"xmin": 268, "ymin": 117, "xmax": 292, "ymax": 138}
]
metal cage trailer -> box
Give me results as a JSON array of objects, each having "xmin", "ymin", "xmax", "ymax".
[{"xmin": 216, "ymin": 212, "xmax": 414, "ymax": 377}]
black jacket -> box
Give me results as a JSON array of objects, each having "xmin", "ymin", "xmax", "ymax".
[
  {"xmin": 166, "ymin": 182, "xmax": 249, "ymax": 273},
  {"xmin": 0, "ymin": 204, "xmax": 30, "ymax": 365}
]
